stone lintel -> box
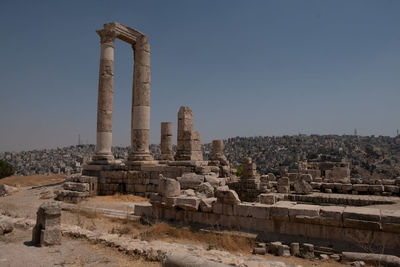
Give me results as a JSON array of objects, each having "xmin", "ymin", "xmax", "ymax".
[{"xmin": 103, "ymin": 22, "xmax": 144, "ymax": 44}]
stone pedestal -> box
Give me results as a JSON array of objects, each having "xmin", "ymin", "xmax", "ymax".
[
  {"xmin": 160, "ymin": 122, "xmax": 174, "ymax": 161},
  {"xmin": 128, "ymin": 35, "xmax": 154, "ymax": 163},
  {"xmin": 92, "ymin": 29, "xmax": 116, "ymax": 164},
  {"xmin": 32, "ymin": 202, "xmax": 61, "ymax": 247}
]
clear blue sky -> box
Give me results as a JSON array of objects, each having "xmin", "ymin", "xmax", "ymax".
[{"xmin": 1, "ymin": 0, "xmax": 399, "ymax": 152}]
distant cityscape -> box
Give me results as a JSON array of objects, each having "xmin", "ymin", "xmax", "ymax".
[{"xmin": 1, "ymin": 134, "xmax": 400, "ymax": 179}]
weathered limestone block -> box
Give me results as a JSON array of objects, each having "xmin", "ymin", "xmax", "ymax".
[
  {"xmin": 253, "ymin": 247, "xmax": 267, "ymax": 255},
  {"xmin": 299, "ymin": 173, "xmax": 312, "ymax": 182},
  {"xmin": 277, "ymin": 185, "xmax": 289, "ymax": 193},
  {"xmin": 32, "ymin": 202, "xmax": 61, "ymax": 246},
  {"xmin": 293, "ymin": 179, "xmax": 312, "ymax": 195},
  {"xmin": 341, "ymin": 183, "xmax": 353, "ymax": 192},
  {"xmin": 215, "ymin": 188, "xmax": 240, "ymax": 204},
  {"xmin": 380, "ymin": 210, "xmax": 400, "ymax": 233},
  {"xmin": 343, "ymin": 207, "xmax": 381, "ymax": 230},
  {"xmin": 300, "ymin": 243, "xmax": 314, "ymax": 259},
  {"xmin": 382, "ymin": 179, "xmax": 396, "ymax": 185},
  {"xmin": 270, "ymin": 201, "xmax": 296, "ymax": 221},
  {"xmin": 175, "ymin": 196, "xmax": 201, "ymax": 211},
  {"xmin": 199, "ymin": 198, "xmax": 217, "ymax": 213},
  {"xmin": 204, "ymin": 173, "xmax": 221, "ymax": 188},
  {"xmin": 197, "ymin": 182, "xmax": 214, "ymax": 198},
  {"xmin": 246, "ymin": 203, "xmax": 270, "ymax": 219},
  {"xmin": 63, "ymin": 182, "xmax": 89, "ymax": 192},
  {"xmin": 310, "ymin": 182, "xmax": 322, "ymax": 189},
  {"xmin": 290, "ymin": 243, "xmax": 300, "ymax": 256},
  {"xmin": 384, "ymin": 185, "xmax": 399, "ymax": 193},
  {"xmin": 342, "ymin": 252, "xmax": 400, "ymax": 267},
  {"xmin": 268, "ymin": 241, "xmax": 282, "ymax": 256},
  {"xmin": 369, "ymin": 185, "xmax": 384, "ymax": 193},
  {"xmin": 177, "ymin": 173, "xmax": 204, "ymax": 189},
  {"xmin": 353, "ymin": 184, "xmax": 369, "ymax": 192},
  {"xmin": 162, "ymin": 251, "xmax": 229, "ymax": 267},
  {"xmin": 277, "ymin": 244, "xmax": 291, "ymax": 257},
  {"xmin": 343, "ymin": 207, "xmax": 381, "ymax": 222},
  {"xmin": 288, "ymin": 204, "xmax": 320, "ymax": 222},
  {"xmin": 133, "ymin": 203, "xmax": 152, "ymax": 217},
  {"xmin": 258, "ymin": 194, "xmax": 276, "ymax": 204},
  {"xmin": 319, "ymin": 206, "xmax": 344, "ymax": 226},
  {"xmin": 158, "ymin": 177, "xmax": 180, "ymax": 197}
]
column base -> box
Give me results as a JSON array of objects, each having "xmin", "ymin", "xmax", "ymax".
[
  {"xmin": 127, "ymin": 152, "xmax": 154, "ymax": 162},
  {"xmin": 90, "ymin": 153, "xmax": 115, "ymax": 165},
  {"xmin": 159, "ymin": 154, "xmax": 174, "ymax": 161}
]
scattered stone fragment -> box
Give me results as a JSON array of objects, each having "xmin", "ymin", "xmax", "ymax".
[
  {"xmin": 0, "ymin": 184, "xmax": 18, "ymax": 197},
  {"xmin": 319, "ymin": 254, "xmax": 329, "ymax": 261},
  {"xmin": 0, "ymin": 219, "xmax": 13, "ymax": 235},
  {"xmin": 163, "ymin": 251, "xmax": 229, "ymax": 267},
  {"xmin": 253, "ymin": 247, "xmax": 267, "ymax": 255},
  {"xmin": 158, "ymin": 176, "xmax": 181, "ymax": 197},
  {"xmin": 293, "ymin": 179, "xmax": 312, "ymax": 195},
  {"xmin": 197, "ymin": 182, "xmax": 214, "ymax": 198},
  {"xmin": 215, "ymin": 188, "xmax": 240, "ymax": 204},
  {"xmin": 300, "ymin": 243, "xmax": 314, "ymax": 259},
  {"xmin": 277, "ymin": 244, "xmax": 291, "ymax": 257},
  {"xmin": 290, "ymin": 243, "xmax": 300, "ymax": 256},
  {"xmin": 258, "ymin": 194, "xmax": 276, "ymax": 204},
  {"xmin": 350, "ymin": 261, "xmax": 366, "ymax": 267}
]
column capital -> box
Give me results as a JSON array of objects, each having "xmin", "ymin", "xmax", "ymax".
[
  {"xmin": 96, "ymin": 29, "xmax": 117, "ymax": 45},
  {"xmin": 132, "ymin": 34, "xmax": 150, "ymax": 52}
]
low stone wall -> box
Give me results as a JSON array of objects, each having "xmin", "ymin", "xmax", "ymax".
[
  {"xmin": 266, "ymin": 178, "xmax": 400, "ymax": 197},
  {"xmin": 97, "ymin": 165, "xmax": 194, "ymax": 196},
  {"xmin": 287, "ymin": 193, "xmax": 396, "ymax": 206},
  {"xmin": 148, "ymin": 195, "xmax": 400, "ymax": 256}
]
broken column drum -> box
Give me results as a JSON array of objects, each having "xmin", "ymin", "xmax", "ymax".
[
  {"xmin": 160, "ymin": 122, "xmax": 174, "ymax": 161},
  {"xmin": 210, "ymin": 139, "xmax": 229, "ymax": 166},
  {"xmin": 175, "ymin": 106, "xmax": 203, "ymax": 161}
]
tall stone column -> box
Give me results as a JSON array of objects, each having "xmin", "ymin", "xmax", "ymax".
[
  {"xmin": 128, "ymin": 35, "xmax": 153, "ymax": 162},
  {"xmin": 92, "ymin": 29, "xmax": 116, "ymax": 163},
  {"xmin": 160, "ymin": 122, "xmax": 174, "ymax": 161}
]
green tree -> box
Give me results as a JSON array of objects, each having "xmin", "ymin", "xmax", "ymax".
[{"xmin": 0, "ymin": 160, "xmax": 15, "ymax": 179}]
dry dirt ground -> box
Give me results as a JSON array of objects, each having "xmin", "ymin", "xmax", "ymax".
[{"xmin": 0, "ymin": 175, "xmax": 354, "ymax": 267}]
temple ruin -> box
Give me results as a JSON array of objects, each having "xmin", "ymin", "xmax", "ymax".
[{"xmin": 56, "ymin": 22, "xmax": 400, "ymax": 258}]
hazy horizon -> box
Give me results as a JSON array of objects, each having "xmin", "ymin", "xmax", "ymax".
[{"xmin": 1, "ymin": 0, "xmax": 399, "ymax": 152}]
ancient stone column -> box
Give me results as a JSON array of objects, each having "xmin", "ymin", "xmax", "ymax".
[
  {"xmin": 92, "ymin": 29, "xmax": 116, "ymax": 163},
  {"xmin": 128, "ymin": 35, "xmax": 154, "ymax": 163},
  {"xmin": 160, "ymin": 122, "xmax": 174, "ymax": 161},
  {"xmin": 175, "ymin": 106, "xmax": 203, "ymax": 161}
]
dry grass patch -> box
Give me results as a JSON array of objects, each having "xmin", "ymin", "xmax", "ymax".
[
  {"xmin": 0, "ymin": 174, "xmax": 66, "ymax": 187},
  {"xmin": 138, "ymin": 222, "xmax": 255, "ymax": 254},
  {"xmin": 93, "ymin": 193, "xmax": 149, "ymax": 203}
]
